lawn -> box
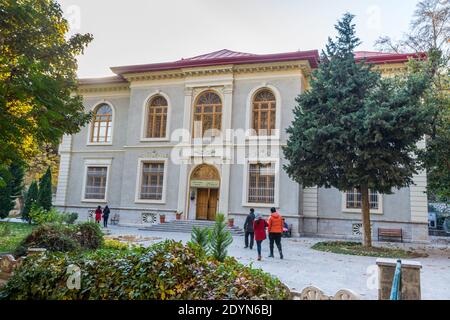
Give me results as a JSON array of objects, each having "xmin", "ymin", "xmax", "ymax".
[
  {"xmin": 311, "ymin": 241, "xmax": 428, "ymax": 259},
  {"xmin": 0, "ymin": 222, "xmax": 34, "ymax": 253}
]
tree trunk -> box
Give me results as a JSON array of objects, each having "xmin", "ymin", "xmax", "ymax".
[{"xmin": 361, "ymin": 185, "xmax": 372, "ymax": 248}]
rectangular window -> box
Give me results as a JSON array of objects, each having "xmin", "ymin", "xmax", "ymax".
[
  {"xmin": 346, "ymin": 189, "xmax": 379, "ymax": 210},
  {"xmin": 248, "ymin": 163, "xmax": 275, "ymax": 204},
  {"xmin": 140, "ymin": 162, "xmax": 164, "ymax": 200},
  {"xmin": 84, "ymin": 167, "xmax": 108, "ymax": 200}
]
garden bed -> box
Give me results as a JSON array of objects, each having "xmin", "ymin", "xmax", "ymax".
[
  {"xmin": 0, "ymin": 240, "xmax": 290, "ymax": 300},
  {"xmin": 311, "ymin": 241, "xmax": 428, "ymax": 258}
]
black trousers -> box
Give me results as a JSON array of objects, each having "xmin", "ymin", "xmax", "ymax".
[
  {"xmin": 269, "ymin": 233, "xmax": 282, "ymax": 255},
  {"xmin": 245, "ymin": 232, "xmax": 254, "ymax": 249},
  {"xmin": 103, "ymin": 217, "xmax": 109, "ymax": 228}
]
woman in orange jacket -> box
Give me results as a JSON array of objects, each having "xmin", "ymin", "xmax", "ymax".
[{"xmin": 267, "ymin": 207, "xmax": 283, "ymax": 259}]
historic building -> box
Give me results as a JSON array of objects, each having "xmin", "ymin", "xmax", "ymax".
[{"xmin": 55, "ymin": 49, "xmax": 429, "ymax": 242}]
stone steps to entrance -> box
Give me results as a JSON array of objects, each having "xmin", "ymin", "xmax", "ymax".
[{"xmin": 139, "ymin": 220, "xmax": 245, "ymax": 235}]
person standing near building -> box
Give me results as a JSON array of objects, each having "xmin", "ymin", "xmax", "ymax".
[
  {"xmin": 253, "ymin": 213, "xmax": 268, "ymax": 261},
  {"xmin": 267, "ymin": 207, "xmax": 283, "ymax": 259},
  {"xmin": 102, "ymin": 205, "xmax": 110, "ymax": 228},
  {"xmin": 243, "ymin": 208, "xmax": 256, "ymax": 249},
  {"xmin": 95, "ymin": 206, "xmax": 102, "ymax": 224}
]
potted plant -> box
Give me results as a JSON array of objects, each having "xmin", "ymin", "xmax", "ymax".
[
  {"xmin": 159, "ymin": 214, "xmax": 166, "ymax": 224},
  {"xmin": 228, "ymin": 217, "xmax": 234, "ymax": 228},
  {"xmin": 176, "ymin": 211, "xmax": 183, "ymax": 220}
]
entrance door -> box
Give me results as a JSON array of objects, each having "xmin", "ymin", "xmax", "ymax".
[
  {"xmin": 207, "ymin": 189, "xmax": 218, "ymax": 221},
  {"xmin": 196, "ymin": 188, "xmax": 218, "ymax": 221}
]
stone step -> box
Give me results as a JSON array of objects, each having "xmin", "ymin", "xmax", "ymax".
[{"xmin": 138, "ymin": 220, "xmax": 245, "ymax": 235}]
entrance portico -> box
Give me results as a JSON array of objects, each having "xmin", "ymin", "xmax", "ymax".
[{"xmin": 188, "ymin": 164, "xmax": 221, "ymax": 221}]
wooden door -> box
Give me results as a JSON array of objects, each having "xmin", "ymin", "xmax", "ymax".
[
  {"xmin": 196, "ymin": 189, "xmax": 209, "ymax": 220},
  {"xmin": 207, "ymin": 189, "xmax": 218, "ymax": 221}
]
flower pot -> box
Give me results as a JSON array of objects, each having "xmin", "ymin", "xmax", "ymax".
[
  {"xmin": 228, "ymin": 218, "xmax": 234, "ymax": 228},
  {"xmin": 176, "ymin": 213, "xmax": 182, "ymax": 220},
  {"xmin": 159, "ymin": 215, "xmax": 166, "ymax": 224}
]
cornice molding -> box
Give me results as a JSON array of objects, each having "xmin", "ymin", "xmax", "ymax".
[
  {"xmin": 78, "ymin": 83, "xmax": 130, "ymax": 95},
  {"xmin": 119, "ymin": 60, "xmax": 311, "ymax": 84}
]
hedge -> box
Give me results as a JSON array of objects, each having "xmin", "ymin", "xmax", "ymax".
[{"xmin": 0, "ymin": 240, "xmax": 290, "ymax": 300}]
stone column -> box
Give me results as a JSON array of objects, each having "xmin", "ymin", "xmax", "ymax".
[
  {"xmin": 410, "ymin": 139, "xmax": 429, "ymax": 242},
  {"xmin": 376, "ymin": 258, "xmax": 422, "ymax": 300},
  {"xmin": 218, "ymin": 84, "xmax": 233, "ymax": 216},
  {"xmin": 302, "ymin": 187, "xmax": 319, "ymax": 235},
  {"xmin": 54, "ymin": 135, "xmax": 73, "ymax": 207},
  {"xmin": 177, "ymin": 88, "xmax": 193, "ymax": 218}
]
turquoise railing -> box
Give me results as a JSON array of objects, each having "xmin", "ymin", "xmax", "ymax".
[{"xmin": 390, "ymin": 259, "xmax": 402, "ymax": 300}]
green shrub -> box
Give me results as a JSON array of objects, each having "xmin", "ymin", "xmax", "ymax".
[
  {"xmin": 0, "ymin": 240, "xmax": 290, "ymax": 300},
  {"xmin": 103, "ymin": 239, "xmax": 131, "ymax": 250},
  {"xmin": 14, "ymin": 222, "xmax": 103, "ymax": 256},
  {"xmin": 74, "ymin": 222, "xmax": 104, "ymax": 249},
  {"xmin": 15, "ymin": 224, "xmax": 80, "ymax": 256},
  {"xmin": 29, "ymin": 205, "xmax": 64, "ymax": 225},
  {"xmin": 208, "ymin": 213, "xmax": 233, "ymax": 262},
  {"xmin": 63, "ymin": 212, "xmax": 78, "ymax": 225}
]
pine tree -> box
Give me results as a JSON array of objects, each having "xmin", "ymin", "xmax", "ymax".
[
  {"xmin": 283, "ymin": 13, "xmax": 433, "ymax": 247},
  {"xmin": 37, "ymin": 167, "xmax": 52, "ymax": 211},
  {"xmin": 22, "ymin": 180, "xmax": 38, "ymax": 222},
  {"xmin": 9, "ymin": 162, "xmax": 25, "ymax": 201},
  {"xmin": 0, "ymin": 166, "xmax": 14, "ymax": 218}
]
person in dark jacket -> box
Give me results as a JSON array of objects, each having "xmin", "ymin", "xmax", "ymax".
[
  {"xmin": 253, "ymin": 213, "xmax": 268, "ymax": 261},
  {"xmin": 102, "ymin": 205, "xmax": 110, "ymax": 228},
  {"xmin": 243, "ymin": 208, "xmax": 256, "ymax": 249}
]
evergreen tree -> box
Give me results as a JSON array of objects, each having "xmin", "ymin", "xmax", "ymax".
[
  {"xmin": 283, "ymin": 13, "xmax": 433, "ymax": 247},
  {"xmin": 37, "ymin": 167, "xmax": 52, "ymax": 211},
  {"xmin": 22, "ymin": 180, "xmax": 38, "ymax": 222},
  {"xmin": 0, "ymin": 166, "xmax": 14, "ymax": 218},
  {"xmin": 9, "ymin": 162, "xmax": 25, "ymax": 200}
]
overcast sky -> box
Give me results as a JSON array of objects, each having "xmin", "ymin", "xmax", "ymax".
[{"xmin": 56, "ymin": 0, "xmax": 420, "ymax": 78}]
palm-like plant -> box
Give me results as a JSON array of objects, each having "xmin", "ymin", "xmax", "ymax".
[
  {"xmin": 208, "ymin": 213, "xmax": 233, "ymax": 262},
  {"xmin": 191, "ymin": 226, "xmax": 210, "ymax": 251}
]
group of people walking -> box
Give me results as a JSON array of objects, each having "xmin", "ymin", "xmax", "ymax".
[
  {"xmin": 243, "ymin": 207, "xmax": 285, "ymax": 261},
  {"xmin": 95, "ymin": 205, "xmax": 110, "ymax": 228}
]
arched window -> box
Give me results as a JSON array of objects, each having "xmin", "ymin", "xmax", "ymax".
[
  {"xmin": 146, "ymin": 95, "xmax": 168, "ymax": 138},
  {"xmin": 252, "ymin": 89, "xmax": 276, "ymax": 136},
  {"xmin": 193, "ymin": 91, "xmax": 222, "ymax": 138},
  {"xmin": 90, "ymin": 104, "xmax": 113, "ymax": 143}
]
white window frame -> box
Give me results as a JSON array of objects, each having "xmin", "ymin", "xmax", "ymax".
[
  {"xmin": 245, "ymin": 84, "xmax": 282, "ymax": 141},
  {"xmin": 134, "ymin": 157, "xmax": 168, "ymax": 204},
  {"xmin": 81, "ymin": 158, "xmax": 112, "ymax": 203},
  {"xmin": 86, "ymin": 100, "xmax": 115, "ymax": 146},
  {"xmin": 140, "ymin": 91, "xmax": 171, "ymax": 142},
  {"xmin": 191, "ymin": 88, "xmax": 225, "ymax": 144},
  {"xmin": 341, "ymin": 190, "xmax": 383, "ymax": 214},
  {"xmin": 242, "ymin": 158, "xmax": 280, "ymax": 208}
]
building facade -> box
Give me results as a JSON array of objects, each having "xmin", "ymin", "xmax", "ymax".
[{"xmin": 55, "ymin": 49, "xmax": 429, "ymax": 242}]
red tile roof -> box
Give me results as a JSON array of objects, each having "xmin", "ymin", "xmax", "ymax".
[
  {"xmin": 110, "ymin": 49, "xmax": 320, "ymax": 75},
  {"xmin": 79, "ymin": 50, "xmax": 426, "ymax": 84},
  {"xmin": 183, "ymin": 49, "xmax": 257, "ymax": 61}
]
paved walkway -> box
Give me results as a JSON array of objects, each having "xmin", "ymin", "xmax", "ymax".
[{"xmin": 107, "ymin": 225, "xmax": 450, "ymax": 300}]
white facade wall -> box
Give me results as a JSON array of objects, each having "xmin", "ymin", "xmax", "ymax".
[{"xmin": 56, "ymin": 62, "xmax": 429, "ymax": 242}]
